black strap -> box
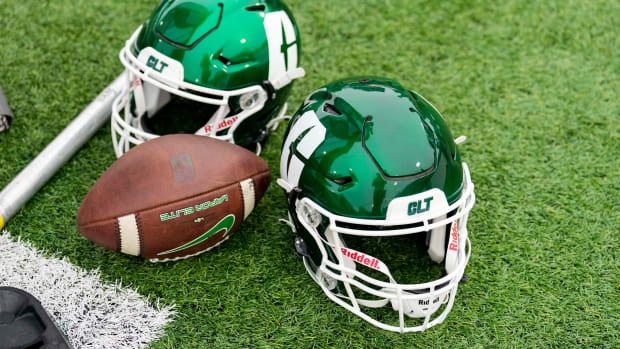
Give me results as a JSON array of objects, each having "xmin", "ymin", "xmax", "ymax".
[{"xmin": 0, "ymin": 287, "xmax": 74, "ymax": 349}]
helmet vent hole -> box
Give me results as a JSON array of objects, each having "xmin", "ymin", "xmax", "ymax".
[
  {"xmin": 246, "ymin": 4, "xmax": 265, "ymax": 11},
  {"xmin": 323, "ymin": 103, "xmax": 342, "ymax": 116},
  {"xmin": 218, "ymin": 55, "xmax": 234, "ymax": 66},
  {"xmin": 330, "ymin": 176, "xmax": 352, "ymax": 185}
]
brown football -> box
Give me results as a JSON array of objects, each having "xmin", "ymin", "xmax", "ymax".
[{"xmin": 77, "ymin": 135, "xmax": 271, "ymax": 262}]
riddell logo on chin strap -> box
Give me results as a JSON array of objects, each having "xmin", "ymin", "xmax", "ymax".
[
  {"xmin": 418, "ymin": 296, "xmax": 442, "ymax": 306},
  {"xmin": 449, "ymin": 220, "xmax": 458, "ymax": 251},
  {"xmin": 204, "ymin": 116, "xmax": 239, "ymax": 134},
  {"xmin": 341, "ymin": 248, "xmax": 380, "ymax": 271}
]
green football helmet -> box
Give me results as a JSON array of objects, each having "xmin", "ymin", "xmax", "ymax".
[
  {"xmin": 112, "ymin": 0, "xmax": 304, "ymax": 157},
  {"xmin": 278, "ymin": 77, "xmax": 475, "ymax": 332}
]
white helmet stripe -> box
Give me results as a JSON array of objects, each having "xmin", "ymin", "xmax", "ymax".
[
  {"xmin": 286, "ymin": 156, "xmax": 305, "ymax": 188},
  {"xmin": 280, "ymin": 110, "xmax": 325, "ymax": 187},
  {"xmin": 264, "ymin": 11, "xmax": 298, "ymax": 86}
]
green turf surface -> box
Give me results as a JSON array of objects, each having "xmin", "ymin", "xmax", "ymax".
[{"xmin": 1, "ymin": 0, "xmax": 619, "ymax": 347}]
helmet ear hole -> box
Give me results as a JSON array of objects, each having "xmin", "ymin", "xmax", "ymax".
[
  {"xmin": 328, "ymin": 176, "xmax": 352, "ymax": 186},
  {"xmin": 245, "ymin": 4, "xmax": 265, "ymax": 11},
  {"xmin": 217, "ymin": 55, "xmax": 234, "ymax": 66}
]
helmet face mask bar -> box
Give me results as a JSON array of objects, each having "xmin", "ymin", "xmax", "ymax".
[
  {"xmin": 283, "ymin": 165, "xmax": 474, "ymax": 333},
  {"xmin": 111, "ymin": 0, "xmax": 304, "ymax": 158},
  {"xmin": 278, "ymin": 77, "xmax": 476, "ymax": 333}
]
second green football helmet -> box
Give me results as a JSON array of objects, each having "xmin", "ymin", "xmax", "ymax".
[
  {"xmin": 278, "ymin": 77, "xmax": 475, "ymax": 332},
  {"xmin": 112, "ymin": 0, "xmax": 304, "ymax": 157}
]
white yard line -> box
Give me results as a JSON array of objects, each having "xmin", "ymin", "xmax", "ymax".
[{"xmin": 0, "ymin": 231, "xmax": 175, "ymax": 348}]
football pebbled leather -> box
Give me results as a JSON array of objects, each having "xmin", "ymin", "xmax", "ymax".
[{"xmin": 77, "ymin": 134, "xmax": 271, "ymax": 261}]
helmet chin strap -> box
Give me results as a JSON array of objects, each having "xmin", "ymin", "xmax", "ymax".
[{"xmin": 427, "ymin": 207, "xmax": 464, "ymax": 273}]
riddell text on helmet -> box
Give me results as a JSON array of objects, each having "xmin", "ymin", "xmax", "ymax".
[
  {"xmin": 203, "ymin": 116, "xmax": 239, "ymax": 134},
  {"xmin": 449, "ymin": 220, "xmax": 458, "ymax": 251},
  {"xmin": 341, "ymin": 248, "xmax": 380, "ymax": 270}
]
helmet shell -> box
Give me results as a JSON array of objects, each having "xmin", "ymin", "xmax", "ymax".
[
  {"xmin": 136, "ymin": 0, "xmax": 300, "ymax": 90},
  {"xmin": 281, "ymin": 77, "xmax": 464, "ymax": 219}
]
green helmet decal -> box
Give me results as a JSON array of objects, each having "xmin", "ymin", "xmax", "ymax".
[
  {"xmin": 111, "ymin": 0, "xmax": 304, "ymax": 158},
  {"xmin": 280, "ymin": 77, "xmax": 463, "ymax": 219}
]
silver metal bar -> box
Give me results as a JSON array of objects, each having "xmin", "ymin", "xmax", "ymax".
[
  {"xmin": 0, "ymin": 84, "xmax": 13, "ymax": 132},
  {"xmin": 0, "ymin": 72, "xmax": 126, "ymax": 229}
]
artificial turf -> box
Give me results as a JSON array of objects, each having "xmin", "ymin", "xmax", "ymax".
[{"xmin": 0, "ymin": 0, "xmax": 618, "ymax": 347}]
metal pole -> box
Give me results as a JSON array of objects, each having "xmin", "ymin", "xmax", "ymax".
[
  {"xmin": 0, "ymin": 72, "xmax": 126, "ymax": 229},
  {"xmin": 0, "ymin": 84, "xmax": 13, "ymax": 132}
]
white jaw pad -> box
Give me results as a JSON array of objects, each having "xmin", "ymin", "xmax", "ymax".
[
  {"xmin": 427, "ymin": 214, "xmax": 447, "ymax": 263},
  {"xmin": 135, "ymin": 79, "xmax": 171, "ymax": 119}
]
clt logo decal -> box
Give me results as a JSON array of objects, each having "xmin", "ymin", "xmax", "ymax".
[
  {"xmin": 408, "ymin": 197, "xmax": 433, "ymax": 215},
  {"xmin": 147, "ymin": 55, "xmax": 168, "ymax": 73}
]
